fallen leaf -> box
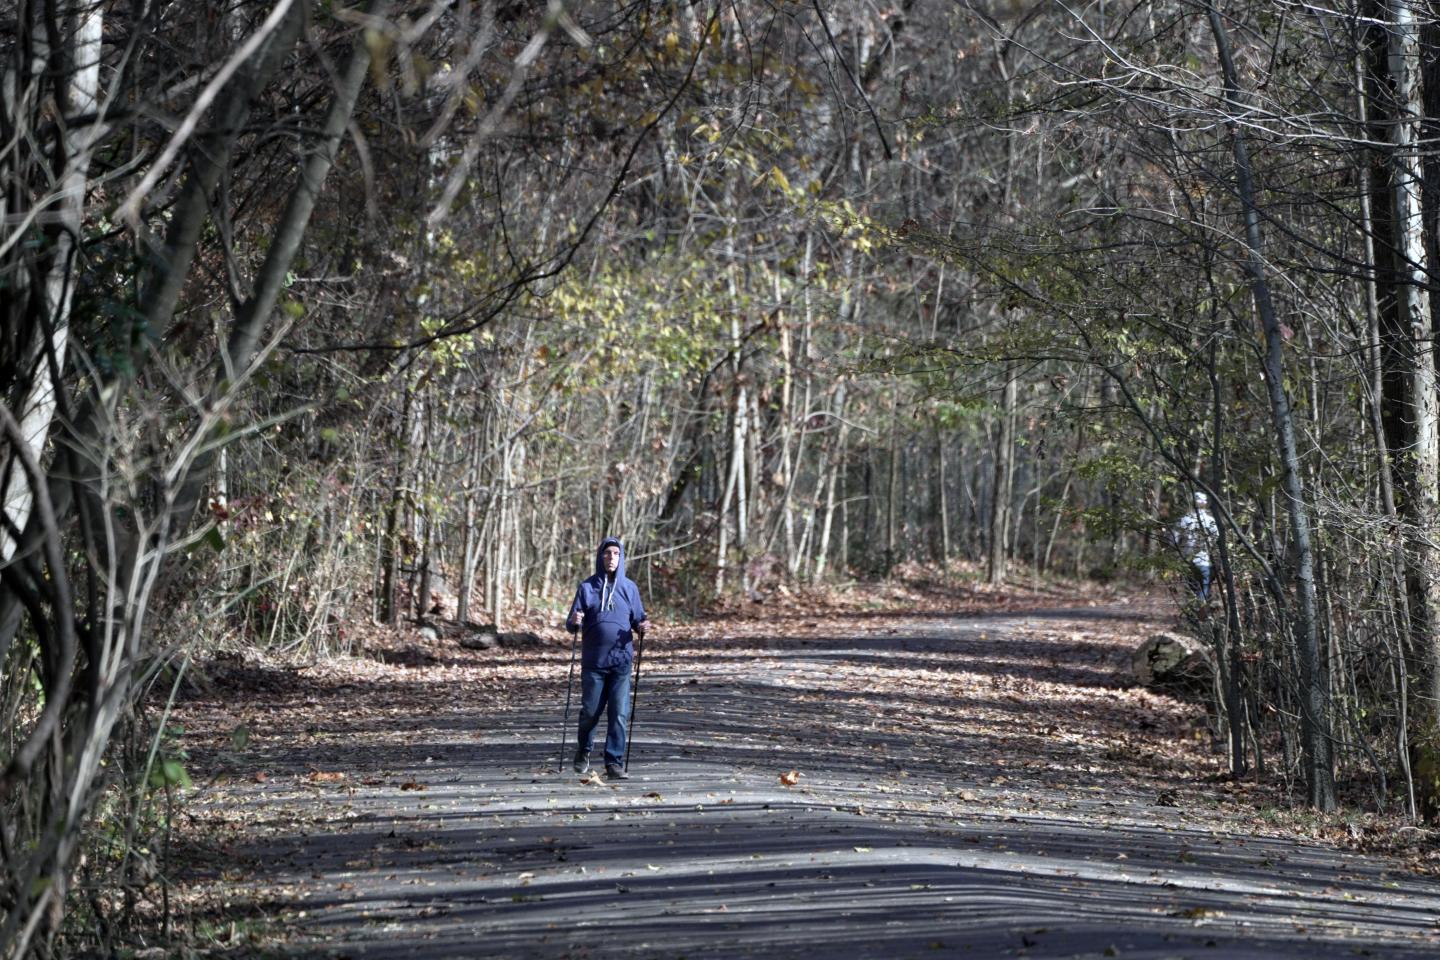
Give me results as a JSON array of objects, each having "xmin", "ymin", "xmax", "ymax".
[
  {"xmin": 1171, "ymin": 906, "xmax": 1222, "ymax": 919},
  {"xmin": 307, "ymin": 770, "xmax": 345, "ymax": 783},
  {"xmin": 780, "ymin": 770, "xmax": 800, "ymax": 787},
  {"xmin": 854, "ymin": 846, "xmax": 873, "ymax": 853}
]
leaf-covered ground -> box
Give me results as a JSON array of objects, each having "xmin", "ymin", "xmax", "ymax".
[{"xmin": 160, "ymin": 580, "xmax": 1440, "ymax": 958}]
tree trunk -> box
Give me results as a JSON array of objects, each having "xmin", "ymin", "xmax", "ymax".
[
  {"xmin": 492, "ymin": 433, "xmax": 510, "ymax": 631},
  {"xmin": 380, "ymin": 381, "xmax": 414, "ymax": 626},
  {"xmin": 937, "ymin": 427, "xmax": 951, "ymax": 563},
  {"xmin": 813, "ymin": 384, "xmax": 849, "ymax": 581},
  {"xmin": 457, "ymin": 429, "xmax": 484, "ymax": 623},
  {"xmin": 1356, "ymin": 40, "xmax": 1399, "ymax": 520},
  {"xmin": 0, "ymin": 2, "xmax": 104, "ymax": 566},
  {"xmin": 885, "ymin": 426, "xmax": 900, "ymax": 575},
  {"xmin": 715, "ymin": 306, "xmax": 748, "ymax": 597},
  {"xmin": 1207, "ymin": 2, "xmax": 1335, "ymax": 810},
  {"xmin": 1379, "ymin": 0, "xmax": 1440, "ymax": 818},
  {"xmin": 166, "ymin": 1, "xmax": 388, "ymax": 541},
  {"xmin": 988, "ymin": 366, "xmax": 1017, "ymax": 586}
]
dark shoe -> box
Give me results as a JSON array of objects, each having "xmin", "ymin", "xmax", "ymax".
[
  {"xmin": 605, "ymin": 764, "xmax": 630, "ymax": 780},
  {"xmin": 573, "ymin": 750, "xmax": 590, "ymax": 774}
]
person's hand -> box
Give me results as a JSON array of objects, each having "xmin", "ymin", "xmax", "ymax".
[
  {"xmin": 635, "ymin": 619, "xmax": 651, "ymax": 637},
  {"xmin": 566, "ymin": 611, "xmax": 581, "ymax": 634}
]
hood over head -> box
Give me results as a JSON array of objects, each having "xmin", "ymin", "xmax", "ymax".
[{"xmin": 594, "ymin": 536, "xmax": 626, "ymax": 579}]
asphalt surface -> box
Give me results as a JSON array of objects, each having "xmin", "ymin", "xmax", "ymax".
[{"xmin": 184, "ymin": 609, "xmax": 1440, "ymax": 959}]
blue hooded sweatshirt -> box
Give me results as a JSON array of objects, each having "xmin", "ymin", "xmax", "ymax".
[{"xmin": 570, "ymin": 537, "xmax": 646, "ymax": 670}]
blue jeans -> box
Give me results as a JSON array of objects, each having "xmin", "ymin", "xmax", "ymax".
[
  {"xmin": 1190, "ymin": 561, "xmax": 1213, "ymax": 602},
  {"xmin": 576, "ymin": 665, "xmax": 632, "ymax": 768}
]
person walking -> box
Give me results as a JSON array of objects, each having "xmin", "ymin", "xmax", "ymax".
[
  {"xmin": 567, "ymin": 536, "xmax": 650, "ymax": 780},
  {"xmin": 1172, "ymin": 491, "xmax": 1220, "ymax": 602}
]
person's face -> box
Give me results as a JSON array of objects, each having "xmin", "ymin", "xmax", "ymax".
[{"xmin": 603, "ymin": 545, "xmax": 620, "ymax": 573}]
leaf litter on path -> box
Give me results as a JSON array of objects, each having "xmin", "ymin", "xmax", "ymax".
[{"xmin": 161, "ymin": 580, "xmax": 1440, "ymax": 957}]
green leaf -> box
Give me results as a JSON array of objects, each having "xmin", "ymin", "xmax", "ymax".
[{"xmin": 150, "ymin": 759, "xmax": 192, "ymax": 791}]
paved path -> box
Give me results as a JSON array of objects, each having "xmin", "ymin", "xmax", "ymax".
[{"xmin": 182, "ymin": 608, "xmax": 1440, "ymax": 958}]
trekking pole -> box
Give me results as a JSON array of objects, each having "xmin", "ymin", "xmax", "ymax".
[
  {"xmin": 557, "ymin": 625, "xmax": 580, "ymax": 772},
  {"xmin": 624, "ymin": 628, "xmax": 647, "ymax": 772}
]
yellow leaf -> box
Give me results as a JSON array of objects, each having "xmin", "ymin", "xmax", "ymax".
[{"xmin": 365, "ymin": 29, "xmax": 393, "ymax": 88}]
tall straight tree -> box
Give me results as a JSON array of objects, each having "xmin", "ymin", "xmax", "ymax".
[
  {"xmin": 1205, "ymin": 2, "xmax": 1334, "ymax": 810},
  {"xmin": 1372, "ymin": 0, "xmax": 1440, "ymax": 816},
  {"xmin": 988, "ymin": 364, "xmax": 1017, "ymax": 586}
]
